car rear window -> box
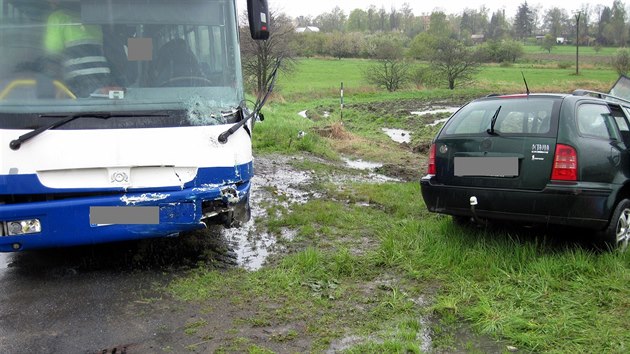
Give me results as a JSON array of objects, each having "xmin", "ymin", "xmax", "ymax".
[{"xmin": 442, "ymin": 98, "xmax": 560, "ymax": 136}]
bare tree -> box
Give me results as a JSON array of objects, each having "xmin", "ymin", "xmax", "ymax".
[
  {"xmin": 363, "ymin": 37, "xmax": 410, "ymax": 92},
  {"xmin": 240, "ymin": 12, "xmax": 297, "ymax": 94},
  {"xmin": 429, "ymin": 37, "xmax": 480, "ymax": 90}
]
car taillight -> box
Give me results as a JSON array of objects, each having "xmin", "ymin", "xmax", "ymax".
[
  {"xmin": 551, "ymin": 144, "xmax": 577, "ymax": 181},
  {"xmin": 428, "ymin": 143, "xmax": 436, "ymax": 175}
]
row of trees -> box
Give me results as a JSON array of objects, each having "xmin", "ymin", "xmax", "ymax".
[
  {"xmin": 303, "ymin": 1, "xmax": 630, "ymax": 47},
  {"xmin": 238, "ymin": 10, "xmax": 630, "ymax": 94},
  {"xmin": 288, "ymin": 27, "xmax": 524, "ymax": 64},
  {"xmin": 239, "ymin": 13, "xmax": 522, "ymax": 93}
]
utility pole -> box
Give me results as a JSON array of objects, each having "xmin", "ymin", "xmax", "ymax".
[{"xmin": 575, "ymin": 12, "xmax": 581, "ymax": 75}]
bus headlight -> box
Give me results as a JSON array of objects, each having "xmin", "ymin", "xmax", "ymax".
[{"xmin": 7, "ymin": 219, "xmax": 41, "ymax": 235}]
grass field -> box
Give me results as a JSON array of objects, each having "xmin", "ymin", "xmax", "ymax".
[
  {"xmin": 170, "ymin": 56, "xmax": 630, "ymax": 353},
  {"xmin": 522, "ymin": 43, "xmax": 619, "ymax": 56},
  {"xmin": 278, "ymin": 58, "xmax": 618, "ymax": 101}
]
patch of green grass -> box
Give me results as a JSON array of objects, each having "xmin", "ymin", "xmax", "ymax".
[
  {"xmin": 475, "ymin": 65, "xmax": 617, "ymax": 93},
  {"xmin": 183, "ymin": 319, "xmax": 207, "ymax": 336},
  {"xmin": 247, "ymin": 345, "xmax": 275, "ymax": 354},
  {"xmin": 270, "ymin": 329, "xmax": 299, "ymax": 342},
  {"xmin": 255, "ymin": 56, "xmax": 617, "ymax": 161},
  {"xmin": 522, "ymin": 44, "xmax": 618, "ymax": 56},
  {"xmin": 373, "ymin": 216, "xmax": 630, "ymax": 353},
  {"xmin": 277, "ymin": 58, "xmax": 616, "ymax": 103}
]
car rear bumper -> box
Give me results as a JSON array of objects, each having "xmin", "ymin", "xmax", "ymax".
[{"xmin": 420, "ymin": 175, "xmax": 616, "ymax": 229}]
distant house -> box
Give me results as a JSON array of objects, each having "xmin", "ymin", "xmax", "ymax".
[
  {"xmin": 295, "ymin": 26, "xmax": 320, "ymax": 33},
  {"xmin": 471, "ymin": 34, "xmax": 485, "ymax": 43}
]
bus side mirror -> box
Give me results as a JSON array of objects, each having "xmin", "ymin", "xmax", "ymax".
[{"xmin": 247, "ymin": 0, "xmax": 269, "ymax": 40}]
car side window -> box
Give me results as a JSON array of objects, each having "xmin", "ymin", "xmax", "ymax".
[
  {"xmin": 615, "ymin": 106, "xmax": 630, "ymax": 146},
  {"xmin": 577, "ymin": 104, "xmax": 615, "ymax": 140}
]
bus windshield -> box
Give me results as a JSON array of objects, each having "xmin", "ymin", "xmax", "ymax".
[{"xmin": 0, "ymin": 0, "xmax": 243, "ymax": 126}]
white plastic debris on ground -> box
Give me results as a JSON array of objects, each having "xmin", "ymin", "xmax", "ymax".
[{"xmin": 298, "ymin": 110, "xmax": 308, "ymax": 118}]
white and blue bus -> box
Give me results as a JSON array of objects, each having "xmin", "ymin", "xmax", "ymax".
[{"xmin": 0, "ymin": 0, "xmax": 270, "ymax": 251}]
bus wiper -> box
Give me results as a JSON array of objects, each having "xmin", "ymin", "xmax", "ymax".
[
  {"xmin": 486, "ymin": 105, "xmax": 502, "ymax": 136},
  {"xmin": 9, "ymin": 112, "xmax": 168, "ymax": 151},
  {"xmin": 218, "ymin": 59, "xmax": 281, "ymax": 144}
]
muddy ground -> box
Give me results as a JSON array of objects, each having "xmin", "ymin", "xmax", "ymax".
[
  {"xmin": 0, "ymin": 152, "xmax": 512, "ymax": 353},
  {"xmin": 0, "ymin": 98, "xmax": 514, "ymax": 353}
]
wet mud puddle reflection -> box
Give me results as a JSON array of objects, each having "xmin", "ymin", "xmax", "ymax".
[
  {"xmin": 0, "ymin": 252, "xmax": 12, "ymax": 271},
  {"xmin": 223, "ymin": 155, "xmax": 401, "ymax": 270},
  {"xmin": 222, "ymin": 157, "xmax": 310, "ymax": 270}
]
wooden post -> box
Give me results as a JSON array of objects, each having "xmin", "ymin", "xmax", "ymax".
[{"xmin": 340, "ymin": 82, "xmax": 344, "ymax": 122}]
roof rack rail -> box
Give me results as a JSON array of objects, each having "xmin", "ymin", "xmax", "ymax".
[{"xmin": 572, "ymin": 89, "xmax": 630, "ymax": 105}]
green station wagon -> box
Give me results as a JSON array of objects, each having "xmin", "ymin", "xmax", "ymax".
[{"xmin": 420, "ymin": 78, "xmax": 630, "ymax": 251}]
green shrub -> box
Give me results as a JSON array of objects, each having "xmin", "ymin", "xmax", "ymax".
[
  {"xmin": 411, "ymin": 66, "xmax": 440, "ymax": 89},
  {"xmin": 557, "ymin": 61, "xmax": 572, "ymax": 69},
  {"xmin": 612, "ymin": 48, "xmax": 630, "ymax": 76}
]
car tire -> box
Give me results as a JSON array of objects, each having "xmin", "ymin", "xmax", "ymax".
[{"xmin": 598, "ymin": 198, "xmax": 630, "ymax": 252}]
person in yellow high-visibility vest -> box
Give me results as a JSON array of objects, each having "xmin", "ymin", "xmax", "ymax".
[{"xmin": 44, "ymin": 1, "xmax": 111, "ymax": 97}]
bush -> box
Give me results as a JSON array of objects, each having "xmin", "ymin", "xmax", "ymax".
[
  {"xmin": 411, "ymin": 66, "xmax": 440, "ymax": 88},
  {"xmin": 557, "ymin": 61, "xmax": 572, "ymax": 69},
  {"xmin": 475, "ymin": 40, "xmax": 524, "ymax": 63},
  {"xmin": 612, "ymin": 48, "xmax": 630, "ymax": 76}
]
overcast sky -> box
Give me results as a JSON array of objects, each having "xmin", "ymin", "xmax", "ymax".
[{"xmin": 236, "ymin": 0, "xmax": 607, "ymax": 19}]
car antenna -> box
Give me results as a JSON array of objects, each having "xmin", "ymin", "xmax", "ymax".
[{"xmin": 521, "ymin": 71, "xmax": 530, "ymax": 95}]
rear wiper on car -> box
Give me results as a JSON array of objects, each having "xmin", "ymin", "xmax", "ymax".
[
  {"xmin": 487, "ymin": 105, "xmax": 502, "ymax": 136},
  {"xmin": 9, "ymin": 112, "xmax": 168, "ymax": 151}
]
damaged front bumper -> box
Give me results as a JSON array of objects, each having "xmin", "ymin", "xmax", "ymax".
[{"xmin": 0, "ymin": 182, "xmax": 250, "ymax": 252}]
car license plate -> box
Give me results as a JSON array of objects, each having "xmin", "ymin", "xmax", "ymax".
[{"xmin": 454, "ymin": 157, "xmax": 518, "ymax": 177}]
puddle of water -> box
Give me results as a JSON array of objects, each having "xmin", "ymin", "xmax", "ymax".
[
  {"xmin": 382, "ymin": 128, "xmax": 411, "ymax": 144},
  {"xmin": 326, "ymin": 335, "xmax": 378, "ymax": 353},
  {"xmin": 413, "ymin": 295, "xmax": 433, "ymax": 353},
  {"xmin": 225, "ymin": 155, "xmax": 399, "ymax": 271},
  {"xmin": 0, "ymin": 252, "xmax": 13, "ymax": 270},
  {"xmin": 298, "ymin": 110, "xmax": 308, "ymax": 118},
  {"xmin": 428, "ymin": 117, "xmax": 449, "ymax": 127},
  {"xmin": 342, "ymin": 157, "xmax": 383, "ymax": 170},
  {"xmin": 411, "ymin": 107, "xmax": 459, "ymax": 116},
  {"xmin": 223, "ymin": 159, "xmax": 314, "ymax": 271}
]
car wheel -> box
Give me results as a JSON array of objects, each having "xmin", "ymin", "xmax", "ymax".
[{"xmin": 598, "ymin": 198, "xmax": 630, "ymax": 252}]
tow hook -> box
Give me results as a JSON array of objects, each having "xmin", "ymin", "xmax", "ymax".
[{"xmin": 469, "ymin": 196, "xmax": 486, "ymax": 225}]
